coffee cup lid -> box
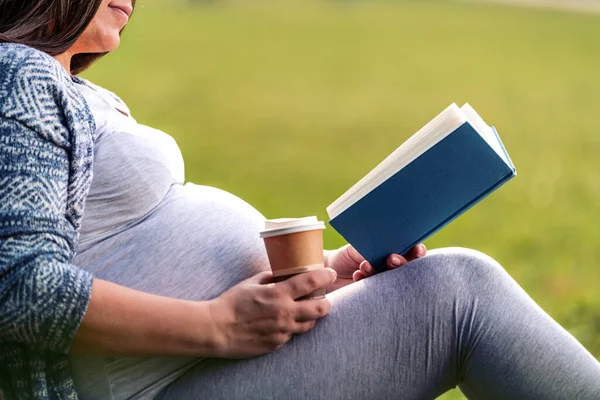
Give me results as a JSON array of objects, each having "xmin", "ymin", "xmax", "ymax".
[{"xmin": 260, "ymin": 216, "xmax": 326, "ymax": 238}]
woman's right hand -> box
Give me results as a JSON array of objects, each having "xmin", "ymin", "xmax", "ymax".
[{"xmin": 207, "ymin": 268, "xmax": 336, "ymax": 358}]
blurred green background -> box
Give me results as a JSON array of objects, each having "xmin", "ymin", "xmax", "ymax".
[{"xmin": 84, "ymin": 0, "xmax": 600, "ymax": 398}]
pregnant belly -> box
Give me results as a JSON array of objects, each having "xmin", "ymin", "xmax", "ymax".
[{"xmin": 74, "ymin": 183, "xmax": 270, "ymax": 300}]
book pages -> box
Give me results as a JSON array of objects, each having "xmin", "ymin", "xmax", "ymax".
[{"xmin": 327, "ymin": 103, "xmax": 467, "ymax": 219}]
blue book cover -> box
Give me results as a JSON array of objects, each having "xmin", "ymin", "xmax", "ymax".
[{"xmin": 328, "ymin": 107, "xmax": 516, "ymax": 272}]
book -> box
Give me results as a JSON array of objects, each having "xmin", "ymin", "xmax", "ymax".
[{"xmin": 326, "ymin": 103, "xmax": 516, "ymax": 272}]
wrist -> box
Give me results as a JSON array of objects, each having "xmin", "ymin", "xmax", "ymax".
[{"xmin": 189, "ymin": 300, "xmax": 225, "ymax": 358}]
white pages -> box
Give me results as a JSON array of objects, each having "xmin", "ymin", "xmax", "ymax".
[{"xmin": 326, "ymin": 103, "xmax": 510, "ymax": 220}]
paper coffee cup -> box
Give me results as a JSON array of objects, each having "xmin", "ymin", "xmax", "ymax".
[{"xmin": 260, "ymin": 217, "xmax": 326, "ymax": 300}]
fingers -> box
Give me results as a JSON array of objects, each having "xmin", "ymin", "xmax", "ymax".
[
  {"xmin": 293, "ymin": 299, "xmax": 331, "ymax": 322},
  {"xmin": 353, "ymin": 270, "xmax": 366, "ymax": 282},
  {"xmin": 387, "ymin": 254, "xmax": 408, "ymax": 269},
  {"xmin": 386, "ymin": 244, "xmax": 427, "ymax": 269},
  {"xmin": 359, "ymin": 260, "xmax": 375, "ymax": 277},
  {"xmin": 350, "ymin": 243, "xmax": 429, "ymax": 279},
  {"xmin": 294, "ymin": 320, "xmax": 316, "ymax": 335},
  {"xmin": 247, "ymin": 270, "xmax": 274, "ymax": 285},
  {"xmin": 280, "ymin": 268, "xmax": 337, "ymax": 300},
  {"xmin": 267, "ymin": 321, "xmax": 316, "ymax": 346},
  {"xmin": 406, "ymin": 243, "xmax": 427, "ymax": 261}
]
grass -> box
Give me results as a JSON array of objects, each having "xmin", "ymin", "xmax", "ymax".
[{"xmin": 84, "ymin": 1, "xmax": 600, "ymax": 398}]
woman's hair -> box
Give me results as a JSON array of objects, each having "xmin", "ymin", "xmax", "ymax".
[{"xmin": 0, "ymin": 0, "xmax": 134, "ymax": 74}]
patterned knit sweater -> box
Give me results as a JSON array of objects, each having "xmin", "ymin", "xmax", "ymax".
[{"xmin": 0, "ymin": 43, "xmax": 95, "ymax": 399}]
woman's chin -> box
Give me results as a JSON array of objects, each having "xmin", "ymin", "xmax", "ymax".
[
  {"xmin": 89, "ymin": 29, "xmax": 121, "ymax": 53},
  {"xmin": 81, "ymin": 34, "xmax": 121, "ymax": 54},
  {"xmin": 102, "ymin": 36, "xmax": 121, "ymax": 52}
]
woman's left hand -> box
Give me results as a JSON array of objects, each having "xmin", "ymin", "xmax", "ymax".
[{"xmin": 324, "ymin": 243, "xmax": 427, "ymax": 292}]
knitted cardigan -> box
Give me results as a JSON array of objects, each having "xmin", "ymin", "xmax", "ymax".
[{"xmin": 0, "ymin": 43, "xmax": 95, "ymax": 400}]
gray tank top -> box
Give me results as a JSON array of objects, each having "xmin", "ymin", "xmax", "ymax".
[{"xmin": 69, "ymin": 81, "xmax": 269, "ymax": 400}]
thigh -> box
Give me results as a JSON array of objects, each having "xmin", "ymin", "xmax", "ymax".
[
  {"xmin": 157, "ymin": 248, "xmax": 600, "ymax": 400},
  {"xmin": 158, "ymin": 251, "xmax": 465, "ymax": 400}
]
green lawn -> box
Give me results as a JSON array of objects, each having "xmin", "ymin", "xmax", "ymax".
[{"xmin": 84, "ymin": 1, "xmax": 600, "ymax": 398}]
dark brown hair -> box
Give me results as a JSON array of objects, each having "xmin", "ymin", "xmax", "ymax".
[{"xmin": 0, "ymin": 0, "xmax": 134, "ymax": 74}]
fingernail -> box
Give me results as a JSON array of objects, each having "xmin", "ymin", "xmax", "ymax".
[
  {"xmin": 391, "ymin": 256, "xmax": 402, "ymax": 266},
  {"xmin": 418, "ymin": 245, "xmax": 426, "ymax": 256}
]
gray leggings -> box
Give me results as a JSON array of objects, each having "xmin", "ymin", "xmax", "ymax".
[{"xmin": 154, "ymin": 248, "xmax": 600, "ymax": 400}]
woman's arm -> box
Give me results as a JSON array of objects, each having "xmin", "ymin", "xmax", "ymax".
[
  {"xmin": 0, "ymin": 46, "xmax": 96, "ymax": 354},
  {"xmin": 71, "ymin": 279, "xmax": 216, "ymax": 356},
  {"xmin": 73, "ymin": 270, "xmax": 335, "ymax": 358}
]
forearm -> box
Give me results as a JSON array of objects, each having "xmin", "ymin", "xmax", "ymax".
[{"xmin": 71, "ymin": 279, "xmax": 219, "ymax": 357}]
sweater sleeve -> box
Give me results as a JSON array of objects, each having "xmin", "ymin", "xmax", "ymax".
[{"xmin": 0, "ymin": 45, "xmax": 94, "ymax": 354}]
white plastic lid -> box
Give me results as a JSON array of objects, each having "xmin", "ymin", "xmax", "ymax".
[{"xmin": 260, "ymin": 216, "xmax": 326, "ymax": 238}]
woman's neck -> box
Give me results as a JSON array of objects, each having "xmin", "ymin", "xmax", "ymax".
[{"xmin": 53, "ymin": 52, "xmax": 73, "ymax": 74}]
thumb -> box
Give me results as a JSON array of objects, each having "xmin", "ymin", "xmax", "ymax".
[{"xmin": 347, "ymin": 245, "xmax": 366, "ymax": 264}]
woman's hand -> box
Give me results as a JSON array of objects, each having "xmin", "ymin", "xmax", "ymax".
[
  {"xmin": 207, "ymin": 268, "xmax": 336, "ymax": 359},
  {"xmin": 324, "ymin": 244, "xmax": 427, "ymax": 291}
]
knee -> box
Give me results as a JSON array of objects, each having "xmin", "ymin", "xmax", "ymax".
[
  {"xmin": 405, "ymin": 247, "xmax": 509, "ymax": 295},
  {"xmin": 426, "ymin": 247, "xmax": 504, "ymax": 272}
]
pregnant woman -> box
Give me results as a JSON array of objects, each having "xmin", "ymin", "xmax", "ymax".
[{"xmin": 1, "ymin": 1, "xmax": 599, "ymax": 399}]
